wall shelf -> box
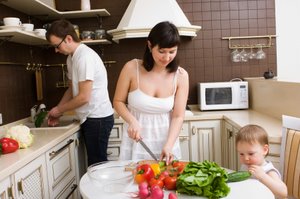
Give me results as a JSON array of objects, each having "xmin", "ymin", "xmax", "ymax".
[
  {"xmin": 1, "ymin": 0, "xmax": 110, "ymax": 20},
  {"xmin": 0, "ymin": 29, "xmax": 48, "ymax": 45}
]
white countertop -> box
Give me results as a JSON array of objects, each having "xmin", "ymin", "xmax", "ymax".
[
  {"xmin": 79, "ymin": 160, "xmax": 275, "ymax": 199},
  {"xmin": 0, "ymin": 108, "xmax": 282, "ymax": 182}
]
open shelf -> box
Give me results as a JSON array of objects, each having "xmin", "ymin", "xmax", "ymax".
[
  {"xmin": 0, "ymin": 29, "xmax": 48, "ymax": 45},
  {"xmin": 2, "ymin": 0, "xmax": 110, "ymax": 20}
]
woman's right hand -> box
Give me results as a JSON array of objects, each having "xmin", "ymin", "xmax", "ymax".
[{"xmin": 127, "ymin": 121, "xmax": 141, "ymax": 141}]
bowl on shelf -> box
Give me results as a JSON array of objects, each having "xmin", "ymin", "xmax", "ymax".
[{"xmin": 87, "ymin": 161, "xmax": 133, "ymax": 193}]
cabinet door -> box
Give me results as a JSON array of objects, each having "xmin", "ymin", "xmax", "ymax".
[
  {"xmin": 222, "ymin": 121, "xmax": 240, "ymax": 171},
  {"xmin": 189, "ymin": 120, "xmax": 222, "ymax": 165},
  {"xmin": 179, "ymin": 122, "xmax": 190, "ymax": 161},
  {"xmin": 56, "ymin": 179, "xmax": 78, "ymax": 199},
  {"xmin": 46, "ymin": 137, "xmax": 76, "ymax": 198},
  {"xmin": 0, "ymin": 177, "xmax": 12, "ymax": 199},
  {"xmin": 13, "ymin": 155, "xmax": 49, "ymax": 199}
]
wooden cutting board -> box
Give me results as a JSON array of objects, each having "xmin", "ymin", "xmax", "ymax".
[{"xmin": 35, "ymin": 70, "xmax": 43, "ymax": 101}]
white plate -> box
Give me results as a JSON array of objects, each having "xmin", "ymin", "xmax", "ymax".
[{"xmin": 0, "ymin": 25, "xmax": 25, "ymax": 31}]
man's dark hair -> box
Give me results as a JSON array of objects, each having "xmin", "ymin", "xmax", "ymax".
[{"xmin": 46, "ymin": 19, "xmax": 80, "ymax": 42}]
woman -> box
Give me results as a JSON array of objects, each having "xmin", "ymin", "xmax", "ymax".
[{"xmin": 113, "ymin": 21, "xmax": 189, "ymax": 164}]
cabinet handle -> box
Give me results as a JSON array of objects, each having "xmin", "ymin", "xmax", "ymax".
[
  {"xmin": 179, "ymin": 136, "xmax": 189, "ymax": 141},
  {"xmin": 65, "ymin": 184, "xmax": 78, "ymax": 198},
  {"xmin": 107, "ymin": 151, "xmax": 113, "ymax": 156},
  {"xmin": 49, "ymin": 139, "xmax": 74, "ymax": 160},
  {"xmin": 228, "ymin": 130, "xmax": 233, "ymax": 138},
  {"xmin": 192, "ymin": 126, "xmax": 196, "ymax": 135},
  {"xmin": 8, "ymin": 184, "xmax": 14, "ymax": 199},
  {"xmin": 17, "ymin": 179, "xmax": 24, "ymax": 194}
]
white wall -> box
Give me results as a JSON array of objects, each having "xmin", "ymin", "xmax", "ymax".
[{"xmin": 275, "ymin": 0, "xmax": 300, "ymax": 82}]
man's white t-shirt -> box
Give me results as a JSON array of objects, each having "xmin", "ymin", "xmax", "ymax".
[{"xmin": 66, "ymin": 44, "xmax": 113, "ymax": 123}]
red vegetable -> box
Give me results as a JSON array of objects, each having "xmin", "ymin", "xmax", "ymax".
[
  {"xmin": 135, "ymin": 164, "xmax": 155, "ymax": 184},
  {"xmin": 164, "ymin": 175, "xmax": 177, "ymax": 190},
  {"xmin": 0, "ymin": 137, "xmax": 19, "ymax": 154},
  {"xmin": 168, "ymin": 192, "xmax": 178, "ymax": 199}
]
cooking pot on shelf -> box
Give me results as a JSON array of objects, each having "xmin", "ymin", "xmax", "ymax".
[
  {"xmin": 94, "ymin": 29, "xmax": 106, "ymax": 39},
  {"xmin": 81, "ymin": 31, "xmax": 95, "ymax": 40}
]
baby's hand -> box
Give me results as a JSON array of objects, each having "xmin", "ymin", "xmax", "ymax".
[{"xmin": 248, "ymin": 165, "xmax": 266, "ymax": 180}]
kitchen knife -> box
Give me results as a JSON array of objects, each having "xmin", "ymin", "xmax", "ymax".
[{"xmin": 138, "ymin": 139, "xmax": 158, "ymax": 161}]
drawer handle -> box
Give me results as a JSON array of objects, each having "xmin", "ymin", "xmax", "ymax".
[
  {"xmin": 65, "ymin": 184, "xmax": 78, "ymax": 198},
  {"xmin": 49, "ymin": 139, "xmax": 74, "ymax": 160},
  {"xmin": 179, "ymin": 137, "xmax": 189, "ymax": 141},
  {"xmin": 8, "ymin": 184, "xmax": 14, "ymax": 199},
  {"xmin": 107, "ymin": 151, "xmax": 113, "ymax": 156},
  {"xmin": 17, "ymin": 179, "xmax": 24, "ymax": 194},
  {"xmin": 192, "ymin": 126, "xmax": 196, "ymax": 135}
]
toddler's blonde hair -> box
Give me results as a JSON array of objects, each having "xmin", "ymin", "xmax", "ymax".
[{"xmin": 236, "ymin": 124, "xmax": 269, "ymax": 147}]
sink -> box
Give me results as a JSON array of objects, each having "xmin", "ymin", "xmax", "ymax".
[{"xmin": 22, "ymin": 115, "xmax": 79, "ymax": 130}]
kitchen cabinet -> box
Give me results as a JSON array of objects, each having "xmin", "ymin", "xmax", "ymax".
[
  {"xmin": 107, "ymin": 122, "xmax": 123, "ymax": 160},
  {"xmin": 0, "ymin": 177, "xmax": 12, "ymax": 199},
  {"xmin": 46, "ymin": 135, "xmax": 76, "ymax": 199},
  {"xmin": 189, "ymin": 120, "xmax": 222, "ymax": 165},
  {"xmin": 221, "ymin": 120, "xmax": 240, "ymax": 171},
  {"xmin": 13, "ymin": 155, "xmax": 49, "ymax": 198},
  {"xmin": 0, "ymin": 0, "xmax": 112, "ymax": 45},
  {"xmin": 179, "ymin": 122, "xmax": 190, "ymax": 160}
]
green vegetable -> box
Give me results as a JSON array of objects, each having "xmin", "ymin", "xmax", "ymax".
[
  {"xmin": 176, "ymin": 160, "xmax": 230, "ymax": 199},
  {"xmin": 34, "ymin": 111, "xmax": 48, "ymax": 127},
  {"xmin": 227, "ymin": 171, "xmax": 251, "ymax": 183}
]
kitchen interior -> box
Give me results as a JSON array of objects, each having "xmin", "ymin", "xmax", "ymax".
[{"xmin": 0, "ymin": 0, "xmax": 300, "ymax": 199}]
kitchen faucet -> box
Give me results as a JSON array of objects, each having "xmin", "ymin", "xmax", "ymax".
[{"xmin": 30, "ymin": 104, "xmax": 46, "ymax": 122}]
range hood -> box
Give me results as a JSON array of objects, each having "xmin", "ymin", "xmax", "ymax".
[{"xmin": 107, "ymin": 0, "xmax": 201, "ymax": 42}]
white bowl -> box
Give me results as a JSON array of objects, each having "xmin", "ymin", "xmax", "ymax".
[
  {"xmin": 22, "ymin": 23, "xmax": 34, "ymax": 31},
  {"xmin": 3, "ymin": 17, "xmax": 21, "ymax": 26},
  {"xmin": 87, "ymin": 161, "xmax": 133, "ymax": 193},
  {"xmin": 34, "ymin": 28, "xmax": 46, "ymax": 36}
]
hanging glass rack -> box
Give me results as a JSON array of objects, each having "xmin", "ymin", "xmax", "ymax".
[{"xmin": 222, "ymin": 35, "xmax": 277, "ymax": 49}]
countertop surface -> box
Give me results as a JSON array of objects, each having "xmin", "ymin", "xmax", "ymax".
[
  {"xmin": 79, "ymin": 160, "xmax": 275, "ymax": 199},
  {"xmin": 0, "ymin": 107, "xmax": 282, "ymax": 181}
]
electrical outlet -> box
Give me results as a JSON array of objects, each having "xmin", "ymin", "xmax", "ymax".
[{"xmin": 0, "ymin": 113, "xmax": 2, "ymax": 125}]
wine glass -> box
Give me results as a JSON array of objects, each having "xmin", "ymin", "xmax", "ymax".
[
  {"xmin": 240, "ymin": 49, "xmax": 248, "ymax": 62},
  {"xmin": 256, "ymin": 44, "xmax": 266, "ymax": 60},
  {"xmin": 248, "ymin": 47, "xmax": 256, "ymax": 59},
  {"xmin": 231, "ymin": 49, "xmax": 241, "ymax": 62}
]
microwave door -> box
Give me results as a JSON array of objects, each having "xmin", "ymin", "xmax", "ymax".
[{"xmin": 206, "ymin": 87, "xmax": 232, "ymax": 105}]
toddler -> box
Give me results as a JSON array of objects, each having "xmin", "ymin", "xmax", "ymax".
[{"xmin": 236, "ymin": 124, "xmax": 287, "ymax": 198}]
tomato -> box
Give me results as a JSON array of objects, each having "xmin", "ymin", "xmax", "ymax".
[
  {"xmin": 164, "ymin": 176, "xmax": 177, "ymax": 190},
  {"xmin": 158, "ymin": 171, "xmax": 169, "ymax": 181},
  {"xmin": 150, "ymin": 163, "xmax": 161, "ymax": 176},
  {"xmin": 149, "ymin": 177, "xmax": 164, "ymax": 189},
  {"xmin": 172, "ymin": 161, "xmax": 186, "ymax": 174},
  {"xmin": 134, "ymin": 164, "xmax": 155, "ymax": 184}
]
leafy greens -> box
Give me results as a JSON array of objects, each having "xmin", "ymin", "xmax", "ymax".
[{"xmin": 176, "ymin": 160, "xmax": 230, "ymax": 199}]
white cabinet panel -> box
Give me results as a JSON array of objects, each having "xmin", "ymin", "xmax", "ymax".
[
  {"xmin": 0, "ymin": 177, "xmax": 11, "ymax": 199},
  {"xmin": 189, "ymin": 120, "xmax": 222, "ymax": 165}
]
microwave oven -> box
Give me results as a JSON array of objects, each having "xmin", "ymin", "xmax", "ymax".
[{"xmin": 198, "ymin": 81, "xmax": 249, "ymax": 111}]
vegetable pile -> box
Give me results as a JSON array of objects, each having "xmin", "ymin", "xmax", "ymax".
[
  {"xmin": 176, "ymin": 160, "xmax": 230, "ymax": 199},
  {"xmin": 5, "ymin": 125, "xmax": 33, "ymax": 148}
]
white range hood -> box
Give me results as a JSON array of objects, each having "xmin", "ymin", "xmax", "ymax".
[{"xmin": 107, "ymin": 0, "xmax": 201, "ymax": 42}]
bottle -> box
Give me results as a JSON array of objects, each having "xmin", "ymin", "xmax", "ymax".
[{"xmin": 81, "ymin": 0, "xmax": 91, "ymax": 10}]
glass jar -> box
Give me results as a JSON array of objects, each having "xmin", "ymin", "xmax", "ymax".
[
  {"xmin": 81, "ymin": 31, "xmax": 95, "ymax": 40},
  {"xmin": 95, "ymin": 29, "xmax": 106, "ymax": 39}
]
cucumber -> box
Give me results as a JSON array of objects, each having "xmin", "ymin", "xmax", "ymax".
[
  {"xmin": 34, "ymin": 111, "xmax": 48, "ymax": 127},
  {"xmin": 227, "ymin": 171, "xmax": 251, "ymax": 183}
]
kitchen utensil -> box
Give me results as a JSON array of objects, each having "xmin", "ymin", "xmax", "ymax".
[
  {"xmin": 22, "ymin": 23, "xmax": 34, "ymax": 31},
  {"xmin": 263, "ymin": 69, "xmax": 274, "ymax": 79},
  {"xmin": 87, "ymin": 161, "xmax": 132, "ymax": 192},
  {"xmin": 3, "ymin": 17, "xmax": 21, "ymax": 26},
  {"xmin": 95, "ymin": 29, "xmax": 106, "ymax": 39},
  {"xmin": 138, "ymin": 139, "xmax": 158, "ymax": 161}
]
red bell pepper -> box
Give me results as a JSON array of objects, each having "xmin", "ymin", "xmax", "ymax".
[
  {"xmin": 134, "ymin": 164, "xmax": 155, "ymax": 184},
  {"xmin": 0, "ymin": 137, "xmax": 19, "ymax": 155}
]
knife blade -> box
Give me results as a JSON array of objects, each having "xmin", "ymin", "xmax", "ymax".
[{"xmin": 138, "ymin": 139, "xmax": 158, "ymax": 161}]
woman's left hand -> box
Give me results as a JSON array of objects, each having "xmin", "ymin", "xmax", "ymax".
[{"xmin": 160, "ymin": 147, "xmax": 174, "ymax": 165}]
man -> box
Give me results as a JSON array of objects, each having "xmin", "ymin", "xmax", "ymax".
[{"xmin": 46, "ymin": 19, "xmax": 114, "ymax": 166}]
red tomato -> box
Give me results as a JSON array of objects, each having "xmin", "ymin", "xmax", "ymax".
[
  {"xmin": 164, "ymin": 176, "xmax": 177, "ymax": 190},
  {"xmin": 149, "ymin": 178, "xmax": 164, "ymax": 189},
  {"xmin": 158, "ymin": 171, "xmax": 169, "ymax": 181},
  {"xmin": 172, "ymin": 161, "xmax": 186, "ymax": 174}
]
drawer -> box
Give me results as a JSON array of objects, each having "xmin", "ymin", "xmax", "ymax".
[
  {"xmin": 56, "ymin": 178, "xmax": 78, "ymax": 199},
  {"xmin": 179, "ymin": 122, "xmax": 189, "ymax": 137},
  {"xmin": 109, "ymin": 124, "xmax": 123, "ymax": 141},
  {"xmin": 107, "ymin": 144, "xmax": 121, "ymax": 161},
  {"xmin": 46, "ymin": 137, "xmax": 76, "ymax": 198}
]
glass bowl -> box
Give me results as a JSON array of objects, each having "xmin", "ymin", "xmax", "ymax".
[{"xmin": 87, "ymin": 161, "xmax": 133, "ymax": 193}]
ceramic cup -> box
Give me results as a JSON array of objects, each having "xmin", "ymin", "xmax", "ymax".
[
  {"xmin": 34, "ymin": 28, "xmax": 47, "ymax": 37},
  {"xmin": 3, "ymin": 17, "xmax": 21, "ymax": 26},
  {"xmin": 22, "ymin": 23, "xmax": 34, "ymax": 31}
]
